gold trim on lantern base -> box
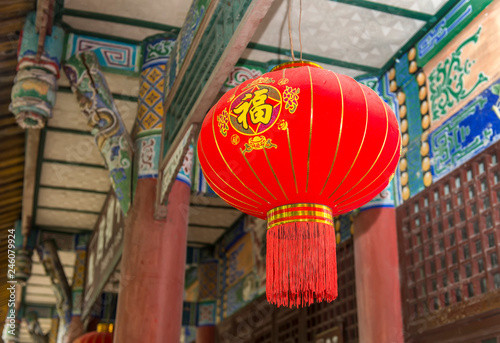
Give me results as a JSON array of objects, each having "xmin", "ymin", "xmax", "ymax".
[
  {"xmin": 271, "ymin": 61, "xmax": 323, "ymax": 72},
  {"xmin": 267, "ymin": 203, "xmax": 333, "ymax": 229}
]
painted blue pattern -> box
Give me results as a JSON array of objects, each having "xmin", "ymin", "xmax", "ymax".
[{"xmin": 430, "ymin": 79, "xmax": 500, "ymax": 181}]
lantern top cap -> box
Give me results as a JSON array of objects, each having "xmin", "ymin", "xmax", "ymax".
[{"xmin": 270, "ymin": 61, "xmax": 323, "ymax": 72}]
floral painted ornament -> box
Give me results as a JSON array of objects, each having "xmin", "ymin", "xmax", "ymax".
[{"xmin": 198, "ymin": 61, "xmax": 401, "ymax": 307}]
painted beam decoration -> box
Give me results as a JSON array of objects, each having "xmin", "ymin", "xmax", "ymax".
[
  {"xmin": 71, "ymin": 234, "xmax": 89, "ymax": 317},
  {"xmin": 222, "ymin": 62, "xmax": 267, "ymax": 92},
  {"xmin": 197, "ymin": 260, "xmax": 219, "ymax": 326},
  {"xmin": 63, "ymin": 52, "xmax": 133, "ymax": 214},
  {"xmin": 356, "ymin": 75, "xmax": 402, "ymax": 206},
  {"xmin": 65, "ymin": 33, "xmax": 141, "ymax": 75},
  {"xmin": 361, "ymin": 0, "xmax": 500, "ymax": 204},
  {"xmin": 10, "ymin": 12, "xmax": 64, "ymax": 128},
  {"xmin": 82, "ymin": 192, "xmax": 124, "ymax": 319},
  {"xmin": 164, "ymin": 0, "xmax": 209, "ymax": 93},
  {"xmin": 416, "ymin": 0, "xmax": 493, "ymax": 66},
  {"xmin": 159, "ymin": 127, "xmax": 195, "ymax": 207},
  {"xmin": 134, "ymin": 36, "xmax": 176, "ymax": 187},
  {"xmin": 429, "ymin": 80, "xmax": 500, "ymax": 180}
]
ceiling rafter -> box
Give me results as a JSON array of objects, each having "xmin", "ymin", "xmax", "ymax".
[
  {"xmin": 61, "ymin": 22, "xmax": 142, "ymax": 45},
  {"xmin": 329, "ymin": 0, "xmax": 432, "ymax": 21},
  {"xmin": 42, "ymin": 159, "xmax": 106, "ymax": 170},
  {"xmin": 46, "ymin": 126, "xmax": 92, "ymax": 136},
  {"xmin": 37, "ymin": 206, "xmax": 101, "ymax": 216},
  {"xmin": 0, "ymin": 180, "xmax": 23, "ymax": 194},
  {"xmin": 378, "ymin": 0, "xmax": 463, "ymax": 76},
  {"xmin": 37, "ymin": 225, "xmax": 93, "ymax": 234},
  {"xmin": 39, "ymin": 185, "xmax": 108, "ymax": 195},
  {"xmin": 30, "ymin": 128, "xmax": 47, "ymax": 232},
  {"xmin": 58, "ymin": 86, "xmax": 138, "ymax": 102},
  {"xmin": 247, "ymin": 42, "xmax": 380, "ymax": 73},
  {"xmin": 61, "ymin": 8, "xmax": 180, "ymax": 35}
]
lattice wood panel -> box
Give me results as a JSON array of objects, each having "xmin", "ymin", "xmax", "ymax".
[
  {"xmin": 276, "ymin": 311, "xmax": 299, "ymax": 343},
  {"xmin": 306, "ymin": 240, "xmax": 357, "ymax": 342},
  {"xmin": 397, "ymin": 143, "xmax": 500, "ymax": 339},
  {"xmin": 217, "ymin": 240, "xmax": 358, "ymax": 343}
]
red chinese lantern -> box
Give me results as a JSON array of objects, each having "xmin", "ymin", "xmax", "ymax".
[
  {"xmin": 198, "ymin": 61, "xmax": 401, "ymax": 307},
  {"xmin": 74, "ymin": 331, "xmax": 113, "ymax": 343}
]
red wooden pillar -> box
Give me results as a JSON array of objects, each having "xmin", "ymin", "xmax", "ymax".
[
  {"xmin": 354, "ymin": 207, "xmax": 404, "ymax": 343},
  {"xmin": 114, "ymin": 178, "xmax": 190, "ymax": 342},
  {"xmin": 114, "ymin": 37, "xmax": 191, "ymax": 342}
]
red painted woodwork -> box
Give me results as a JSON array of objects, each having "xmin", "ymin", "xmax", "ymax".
[
  {"xmin": 196, "ymin": 326, "xmax": 215, "ymax": 343},
  {"xmin": 114, "ymin": 179, "xmax": 190, "ymax": 342},
  {"xmin": 354, "ymin": 207, "xmax": 403, "ymax": 342}
]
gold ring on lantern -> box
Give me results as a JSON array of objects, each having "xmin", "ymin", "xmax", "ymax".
[
  {"xmin": 267, "ymin": 203, "xmax": 333, "ymax": 229},
  {"xmin": 271, "ymin": 61, "xmax": 323, "ymax": 72}
]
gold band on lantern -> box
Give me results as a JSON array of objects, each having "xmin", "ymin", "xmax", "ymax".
[
  {"xmin": 270, "ymin": 61, "xmax": 323, "ymax": 72},
  {"xmin": 267, "ymin": 203, "xmax": 333, "ymax": 229}
]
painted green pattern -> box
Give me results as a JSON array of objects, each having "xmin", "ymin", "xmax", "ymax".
[
  {"xmin": 163, "ymin": 0, "xmax": 254, "ymax": 153},
  {"xmin": 416, "ymin": 0, "xmax": 493, "ymax": 66},
  {"xmin": 428, "ymin": 26, "xmax": 489, "ymax": 120}
]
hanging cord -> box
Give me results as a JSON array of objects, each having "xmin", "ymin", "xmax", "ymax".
[
  {"xmin": 299, "ymin": 0, "xmax": 303, "ymax": 61},
  {"xmin": 287, "ymin": 0, "xmax": 295, "ymax": 61}
]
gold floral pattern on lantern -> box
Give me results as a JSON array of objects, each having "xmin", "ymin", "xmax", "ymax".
[
  {"xmin": 277, "ymin": 119, "xmax": 288, "ymax": 130},
  {"xmin": 278, "ymin": 78, "xmax": 289, "ymax": 85},
  {"xmin": 283, "ymin": 86, "xmax": 300, "ymax": 114},
  {"xmin": 231, "ymin": 134, "xmax": 240, "ymax": 145},
  {"xmin": 217, "ymin": 109, "xmax": 229, "ymax": 137},
  {"xmin": 243, "ymin": 76, "xmax": 275, "ymax": 89}
]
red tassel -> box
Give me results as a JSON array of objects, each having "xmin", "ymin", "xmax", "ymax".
[{"xmin": 266, "ymin": 221, "xmax": 338, "ymax": 307}]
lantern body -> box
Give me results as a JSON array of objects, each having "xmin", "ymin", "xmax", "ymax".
[
  {"xmin": 198, "ymin": 63, "xmax": 401, "ymax": 306},
  {"xmin": 74, "ymin": 332, "xmax": 113, "ymax": 343},
  {"xmin": 198, "ymin": 64, "xmax": 400, "ymax": 218}
]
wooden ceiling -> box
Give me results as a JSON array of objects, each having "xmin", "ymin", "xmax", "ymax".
[{"xmin": 0, "ymin": 0, "xmax": 35, "ymax": 327}]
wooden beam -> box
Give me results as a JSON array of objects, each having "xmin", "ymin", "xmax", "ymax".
[
  {"xmin": 0, "ymin": 17, "xmax": 24, "ymax": 35},
  {"xmin": 0, "ymin": 214, "xmax": 20, "ymax": 224},
  {"xmin": 157, "ymin": 0, "xmax": 276, "ymax": 211},
  {"xmin": 0, "ymin": 195, "xmax": 22, "ymax": 207},
  {"xmin": 0, "ymin": 156, "xmax": 24, "ymax": 169},
  {"xmin": 0, "ymin": 104, "xmax": 11, "ymax": 115},
  {"xmin": 0, "ymin": 59, "xmax": 17, "ymax": 73},
  {"xmin": 0, "ymin": 203, "xmax": 22, "ymax": 215},
  {"xmin": 0, "ymin": 146, "xmax": 25, "ymax": 161},
  {"xmin": 0, "ymin": 174, "xmax": 24, "ymax": 185},
  {"xmin": 0, "ymin": 87, "xmax": 13, "ymax": 100},
  {"xmin": 0, "ymin": 125, "xmax": 23, "ymax": 137},
  {"xmin": 0, "ymin": 135, "xmax": 24, "ymax": 150},
  {"xmin": 328, "ymin": 0, "xmax": 432, "ymax": 21},
  {"xmin": 22, "ymin": 129, "xmax": 40, "ymax": 236},
  {"xmin": 0, "ymin": 1, "xmax": 34, "ymax": 19},
  {"xmin": 0, "ymin": 189, "xmax": 22, "ymax": 200},
  {"xmin": 38, "ymin": 240, "xmax": 72, "ymax": 330},
  {"xmin": 0, "ymin": 73, "xmax": 15, "ymax": 85},
  {"xmin": 0, "ymin": 115, "xmax": 16, "ymax": 127},
  {"xmin": 0, "ymin": 164, "xmax": 24, "ymax": 178},
  {"xmin": 0, "ymin": 37, "xmax": 19, "ymax": 57},
  {"xmin": 62, "ymin": 9, "xmax": 180, "ymax": 35}
]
